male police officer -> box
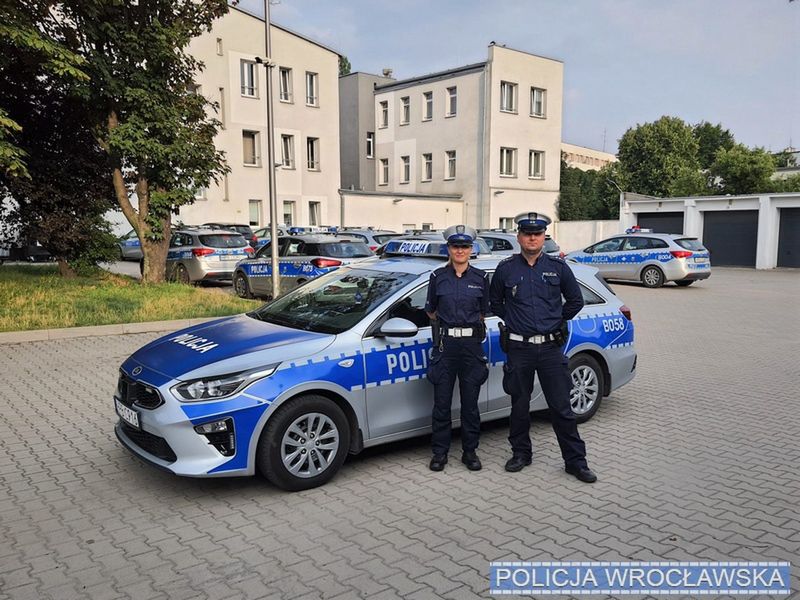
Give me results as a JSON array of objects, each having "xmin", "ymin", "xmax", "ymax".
[
  {"xmin": 489, "ymin": 212, "xmax": 597, "ymax": 483},
  {"xmin": 425, "ymin": 225, "xmax": 490, "ymax": 472}
]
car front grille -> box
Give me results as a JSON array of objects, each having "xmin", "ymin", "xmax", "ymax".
[
  {"xmin": 117, "ymin": 371, "xmax": 164, "ymax": 409},
  {"xmin": 120, "ymin": 423, "xmax": 177, "ymax": 463}
]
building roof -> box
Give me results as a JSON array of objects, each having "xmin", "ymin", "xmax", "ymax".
[
  {"xmin": 230, "ymin": 5, "xmax": 342, "ymax": 57},
  {"xmin": 374, "ymin": 62, "xmax": 487, "ymax": 93}
]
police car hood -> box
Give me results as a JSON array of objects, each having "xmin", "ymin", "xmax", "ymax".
[{"xmin": 128, "ymin": 314, "xmax": 335, "ymax": 380}]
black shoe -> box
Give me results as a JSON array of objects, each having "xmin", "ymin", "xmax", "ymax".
[
  {"xmin": 565, "ymin": 464, "xmax": 597, "ymax": 483},
  {"xmin": 504, "ymin": 455, "xmax": 532, "ymax": 472},
  {"xmin": 429, "ymin": 454, "xmax": 448, "ymax": 471},
  {"xmin": 461, "ymin": 451, "xmax": 482, "ymax": 471}
]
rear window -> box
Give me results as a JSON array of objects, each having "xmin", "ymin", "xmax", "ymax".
[
  {"xmin": 373, "ymin": 234, "xmax": 397, "ymax": 244},
  {"xmin": 318, "ymin": 242, "xmax": 373, "ymax": 258},
  {"xmin": 199, "ymin": 234, "xmax": 248, "ymax": 248},
  {"xmin": 544, "ymin": 239, "xmax": 560, "ymax": 253},
  {"xmin": 675, "ymin": 238, "xmax": 706, "ymax": 251}
]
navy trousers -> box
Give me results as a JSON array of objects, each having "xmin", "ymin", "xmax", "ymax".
[
  {"xmin": 427, "ymin": 336, "xmax": 488, "ymax": 456},
  {"xmin": 503, "ymin": 340, "xmax": 587, "ymax": 468}
]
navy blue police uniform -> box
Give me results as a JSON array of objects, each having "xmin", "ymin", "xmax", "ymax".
[
  {"xmin": 425, "ymin": 226, "xmax": 490, "ymax": 471},
  {"xmin": 489, "ymin": 212, "xmax": 597, "ymax": 482}
]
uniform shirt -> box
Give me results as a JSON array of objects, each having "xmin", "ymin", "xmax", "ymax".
[
  {"xmin": 425, "ymin": 263, "xmax": 489, "ymax": 326},
  {"xmin": 490, "ymin": 252, "xmax": 584, "ymax": 336}
]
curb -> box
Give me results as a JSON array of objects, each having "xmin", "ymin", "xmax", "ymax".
[{"xmin": 0, "ymin": 317, "xmax": 217, "ymax": 346}]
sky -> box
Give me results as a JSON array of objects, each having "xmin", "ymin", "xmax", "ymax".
[{"xmin": 237, "ymin": 0, "xmax": 799, "ymax": 155}]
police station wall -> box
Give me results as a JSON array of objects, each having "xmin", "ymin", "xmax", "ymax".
[
  {"xmin": 340, "ymin": 193, "xmax": 464, "ymax": 232},
  {"xmin": 551, "ymin": 220, "xmax": 622, "ymax": 253}
]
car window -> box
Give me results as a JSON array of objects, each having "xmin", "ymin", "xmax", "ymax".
[
  {"xmin": 169, "ymin": 234, "xmax": 181, "ymax": 248},
  {"xmin": 346, "ymin": 233, "xmax": 368, "ymax": 242},
  {"xmin": 318, "ymin": 242, "xmax": 373, "ymax": 258},
  {"xmin": 622, "ymin": 237, "xmax": 651, "ymax": 251},
  {"xmin": 382, "ymin": 285, "xmax": 430, "ymax": 329},
  {"xmin": 373, "ymin": 234, "xmax": 397, "ymax": 244},
  {"xmin": 590, "ymin": 238, "xmax": 624, "ymax": 253},
  {"xmin": 199, "ymin": 234, "xmax": 248, "ymax": 248},
  {"xmin": 285, "ymin": 240, "xmax": 306, "ymax": 256},
  {"xmin": 482, "ymin": 237, "xmax": 514, "ymax": 251},
  {"xmin": 249, "ymin": 269, "xmax": 417, "ymax": 334},
  {"xmin": 649, "ymin": 238, "xmax": 669, "ymax": 249},
  {"xmin": 580, "ymin": 284, "xmax": 606, "ymax": 305},
  {"xmin": 675, "ymin": 238, "xmax": 706, "ymax": 251},
  {"xmin": 544, "ymin": 238, "xmax": 559, "ymax": 253}
]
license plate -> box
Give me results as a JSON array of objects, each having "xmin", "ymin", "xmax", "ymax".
[
  {"xmin": 694, "ymin": 257, "xmax": 708, "ymax": 263},
  {"xmin": 220, "ymin": 254, "xmax": 239, "ymax": 261},
  {"xmin": 115, "ymin": 398, "xmax": 140, "ymax": 429}
]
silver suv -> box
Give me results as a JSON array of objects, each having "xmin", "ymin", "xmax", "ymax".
[{"xmin": 337, "ymin": 228, "xmax": 399, "ymax": 252}]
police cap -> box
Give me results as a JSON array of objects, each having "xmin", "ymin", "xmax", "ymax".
[
  {"xmin": 514, "ymin": 212, "xmax": 552, "ymax": 233},
  {"xmin": 442, "ymin": 224, "xmax": 477, "ymax": 245}
]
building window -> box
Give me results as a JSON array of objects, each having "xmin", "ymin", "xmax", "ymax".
[
  {"xmin": 281, "ymin": 134, "xmax": 295, "ymax": 168},
  {"xmin": 366, "ymin": 132, "xmax": 375, "ymax": 158},
  {"xmin": 240, "ymin": 60, "xmax": 257, "ymax": 97},
  {"xmin": 279, "ymin": 67, "xmax": 292, "ymax": 102},
  {"xmin": 446, "ymin": 87, "xmax": 457, "ymax": 117},
  {"xmin": 193, "ymin": 184, "xmax": 207, "ymax": 200},
  {"xmin": 445, "ymin": 150, "xmax": 456, "ymax": 180},
  {"xmin": 422, "ymin": 223, "xmax": 433, "ymax": 232},
  {"xmin": 308, "ymin": 201, "xmax": 321, "ymax": 226},
  {"xmin": 499, "ymin": 217, "xmax": 514, "ymax": 230},
  {"xmin": 401, "ymin": 156, "xmax": 410, "ymax": 184},
  {"xmin": 305, "ymin": 72, "xmax": 318, "ymax": 106},
  {"xmin": 242, "ymin": 130, "xmax": 260, "ymax": 166},
  {"xmin": 283, "ymin": 201, "xmax": 294, "ymax": 226},
  {"xmin": 500, "ymin": 146, "xmax": 516, "ymax": 176},
  {"xmin": 249, "ymin": 199, "xmax": 261, "ymax": 226},
  {"xmin": 379, "ymin": 101, "xmax": 388, "ymax": 128},
  {"xmin": 529, "ymin": 150, "xmax": 544, "ymax": 178},
  {"xmin": 216, "ymin": 38, "xmax": 223, "ymax": 56},
  {"xmin": 421, "ymin": 153, "xmax": 432, "ymax": 181},
  {"xmin": 379, "ymin": 158, "xmax": 389, "ymax": 185},
  {"xmin": 531, "ymin": 87, "xmax": 546, "ymax": 117},
  {"xmin": 423, "ymin": 91, "xmax": 433, "ymax": 121},
  {"xmin": 500, "ymin": 81, "xmax": 517, "ymax": 113},
  {"xmin": 307, "ymin": 137, "xmax": 320, "ymax": 171},
  {"xmin": 400, "ymin": 96, "xmax": 410, "ymax": 125}
]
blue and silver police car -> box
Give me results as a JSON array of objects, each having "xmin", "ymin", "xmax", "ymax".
[
  {"xmin": 114, "ymin": 241, "xmax": 637, "ymax": 491},
  {"xmin": 567, "ymin": 230, "xmax": 711, "ymax": 288}
]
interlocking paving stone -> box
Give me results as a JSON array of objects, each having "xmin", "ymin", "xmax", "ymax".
[{"xmin": 0, "ymin": 268, "xmax": 798, "ymax": 598}]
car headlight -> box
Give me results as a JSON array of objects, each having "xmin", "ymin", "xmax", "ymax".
[{"xmin": 172, "ymin": 364, "xmax": 280, "ymax": 401}]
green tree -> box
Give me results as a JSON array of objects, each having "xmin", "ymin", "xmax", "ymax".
[
  {"xmin": 617, "ymin": 116, "xmax": 706, "ymax": 197},
  {"xmin": 692, "ymin": 121, "xmax": 735, "ymax": 170},
  {"xmin": 0, "ymin": 46, "xmax": 116, "ymax": 277},
  {"xmin": 339, "ymin": 55, "xmax": 351, "ymax": 77},
  {"xmin": 709, "ymin": 145, "xmax": 777, "ymax": 195},
  {"xmin": 59, "ymin": 0, "xmax": 230, "ymax": 283},
  {"xmin": 557, "ymin": 158, "xmax": 621, "ymax": 221}
]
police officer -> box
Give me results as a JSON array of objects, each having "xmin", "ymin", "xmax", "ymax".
[
  {"xmin": 425, "ymin": 225, "xmax": 490, "ymax": 472},
  {"xmin": 489, "ymin": 212, "xmax": 597, "ymax": 483}
]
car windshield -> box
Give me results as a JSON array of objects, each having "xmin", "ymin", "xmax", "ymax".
[
  {"xmin": 544, "ymin": 239, "xmax": 559, "ymax": 253},
  {"xmin": 675, "ymin": 238, "xmax": 706, "ymax": 251},
  {"xmin": 249, "ymin": 268, "xmax": 417, "ymax": 334},
  {"xmin": 199, "ymin": 234, "xmax": 248, "ymax": 248},
  {"xmin": 316, "ymin": 242, "xmax": 373, "ymax": 258},
  {"xmin": 373, "ymin": 234, "xmax": 398, "ymax": 244}
]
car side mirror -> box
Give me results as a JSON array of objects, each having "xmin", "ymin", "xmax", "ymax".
[
  {"xmin": 585, "ymin": 247, "xmax": 594, "ymax": 254},
  {"xmin": 377, "ymin": 317, "xmax": 418, "ymax": 338}
]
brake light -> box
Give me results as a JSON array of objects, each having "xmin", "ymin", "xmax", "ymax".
[
  {"xmin": 559, "ymin": 251, "xmax": 565, "ymax": 258},
  {"xmin": 670, "ymin": 250, "xmax": 693, "ymax": 259},
  {"xmin": 244, "ymin": 246, "xmax": 254, "ymax": 254},
  {"xmin": 311, "ymin": 258, "xmax": 342, "ymax": 268},
  {"xmin": 369, "ymin": 245, "xmax": 378, "ymax": 251},
  {"xmin": 192, "ymin": 248, "xmax": 215, "ymax": 257},
  {"xmin": 620, "ymin": 305, "xmax": 632, "ymax": 321}
]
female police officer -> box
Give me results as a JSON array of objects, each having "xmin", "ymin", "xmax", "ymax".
[{"xmin": 425, "ymin": 225, "xmax": 490, "ymax": 472}]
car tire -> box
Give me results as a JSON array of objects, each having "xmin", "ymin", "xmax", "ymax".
[
  {"xmin": 257, "ymin": 395, "xmax": 350, "ymax": 492},
  {"xmin": 176, "ymin": 264, "xmax": 191, "ymax": 285},
  {"xmin": 675, "ymin": 280, "xmax": 694, "ymax": 287},
  {"xmin": 640, "ymin": 265, "xmax": 665, "ymax": 288},
  {"xmin": 233, "ymin": 271, "xmax": 252, "ymax": 299},
  {"xmin": 568, "ymin": 354, "xmax": 604, "ymax": 423}
]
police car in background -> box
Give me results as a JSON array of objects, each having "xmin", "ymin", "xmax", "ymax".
[
  {"xmin": 567, "ymin": 229, "xmax": 711, "ymax": 288},
  {"xmin": 338, "ymin": 228, "xmax": 400, "ymax": 252},
  {"xmin": 114, "ymin": 239, "xmax": 637, "ymax": 491},
  {"xmin": 117, "ymin": 229, "xmax": 143, "ymax": 260},
  {"xmin": 232, "ymin": 234, "xmax": 374, "ymax": 299},
  {"xmin": 478, "ymin": 229, "xmax": 564, "ymax": 258},
  {"xmin": 163, "ymin": 227, "xmax": 253, "ymax": 284}
]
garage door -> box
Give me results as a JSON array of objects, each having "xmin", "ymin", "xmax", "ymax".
[
  {"xmin": 703, "ymin": 211, "xmax": 758, "ymax": 267},
  {"xmin": 777, "ymin": 207, "xmax": 800, "ymax": 268},
  {"xmin": 637, "ymin": 212, "xmax": 684, "ymax": 234}
]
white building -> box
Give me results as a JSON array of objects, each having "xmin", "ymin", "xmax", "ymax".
[
  {"xmin": 180, "ymin": 7, "xmax": 342, "ymax": 229},
  {"xmin": 561, "ymin": 142, "xmax": 617, "ymax": 172}
]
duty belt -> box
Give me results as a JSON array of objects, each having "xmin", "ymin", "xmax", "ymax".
[
  {"xmin": 445, "ymin": 327, "xmax": 475, "ymax": 338},
  {"xmin": 509, "ymin": 332, "xmax": 558, "ymax": 344}
]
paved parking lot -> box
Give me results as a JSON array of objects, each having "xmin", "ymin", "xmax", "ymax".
[{"xmin": 1, "ymin": 268, "xmax": 798, "ymax": 600}]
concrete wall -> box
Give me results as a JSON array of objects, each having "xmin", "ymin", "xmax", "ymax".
[
  {"xmin": 340, "ymin": 191, "xmax": 464, "ymax": 232},
  {"xmin": 551, "ymin": 220, "xmax": 622, "ymax": 253}
]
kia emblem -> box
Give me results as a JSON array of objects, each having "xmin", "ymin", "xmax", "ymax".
[{"xmin": 132, "ymin": 366, "xmax": 143, "ymax": 376}]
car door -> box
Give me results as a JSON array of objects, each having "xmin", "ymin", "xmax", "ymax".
[
  {"xmin": 585, "ymin": 237, "xmax": 625, "ymax": 278},
  {"xmin": 617, "ymin": 236, "xmax": 651, "ymax": 279},
  {"xmin": 250, "ymin": 238, "xmax": 289, "ymax": 296},
  {"xmin": 165, "ymin": 233, "xmax": 187, "ymax": 279}
]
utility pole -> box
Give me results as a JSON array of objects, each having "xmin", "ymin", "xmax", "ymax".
[{"xmin": 260, "ymin": 0, "xmax": 280, "ymax": 299}]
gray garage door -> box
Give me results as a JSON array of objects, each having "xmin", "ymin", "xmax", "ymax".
[
  {"xmin": 637, "ymin": 212, "xmax": 684, "ymax": 234},
  {"xmin": 777, "ymin": 207, "xmax": 800, "ymax": 268},
  {"xmin": 703, "ymin": 210, "xmax": 758, "ymax": 267}
]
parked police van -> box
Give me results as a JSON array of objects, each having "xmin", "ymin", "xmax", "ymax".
[{"xmin": 114, "ymin": 240, "xmax": 637, "ymax": 491}]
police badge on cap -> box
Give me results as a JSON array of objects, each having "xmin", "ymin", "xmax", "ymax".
[
  {"xmin": 442, "ymin": 224, "xmax": 477, "ymax": 245},
  {"xmin": 514, "ymin": 212, "xmax": 552, "ymax": 233}
]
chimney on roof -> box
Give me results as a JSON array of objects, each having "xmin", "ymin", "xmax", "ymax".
[{"xmin": 382, "ymin": 68, "xmax": 393, "ymax": 78}]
